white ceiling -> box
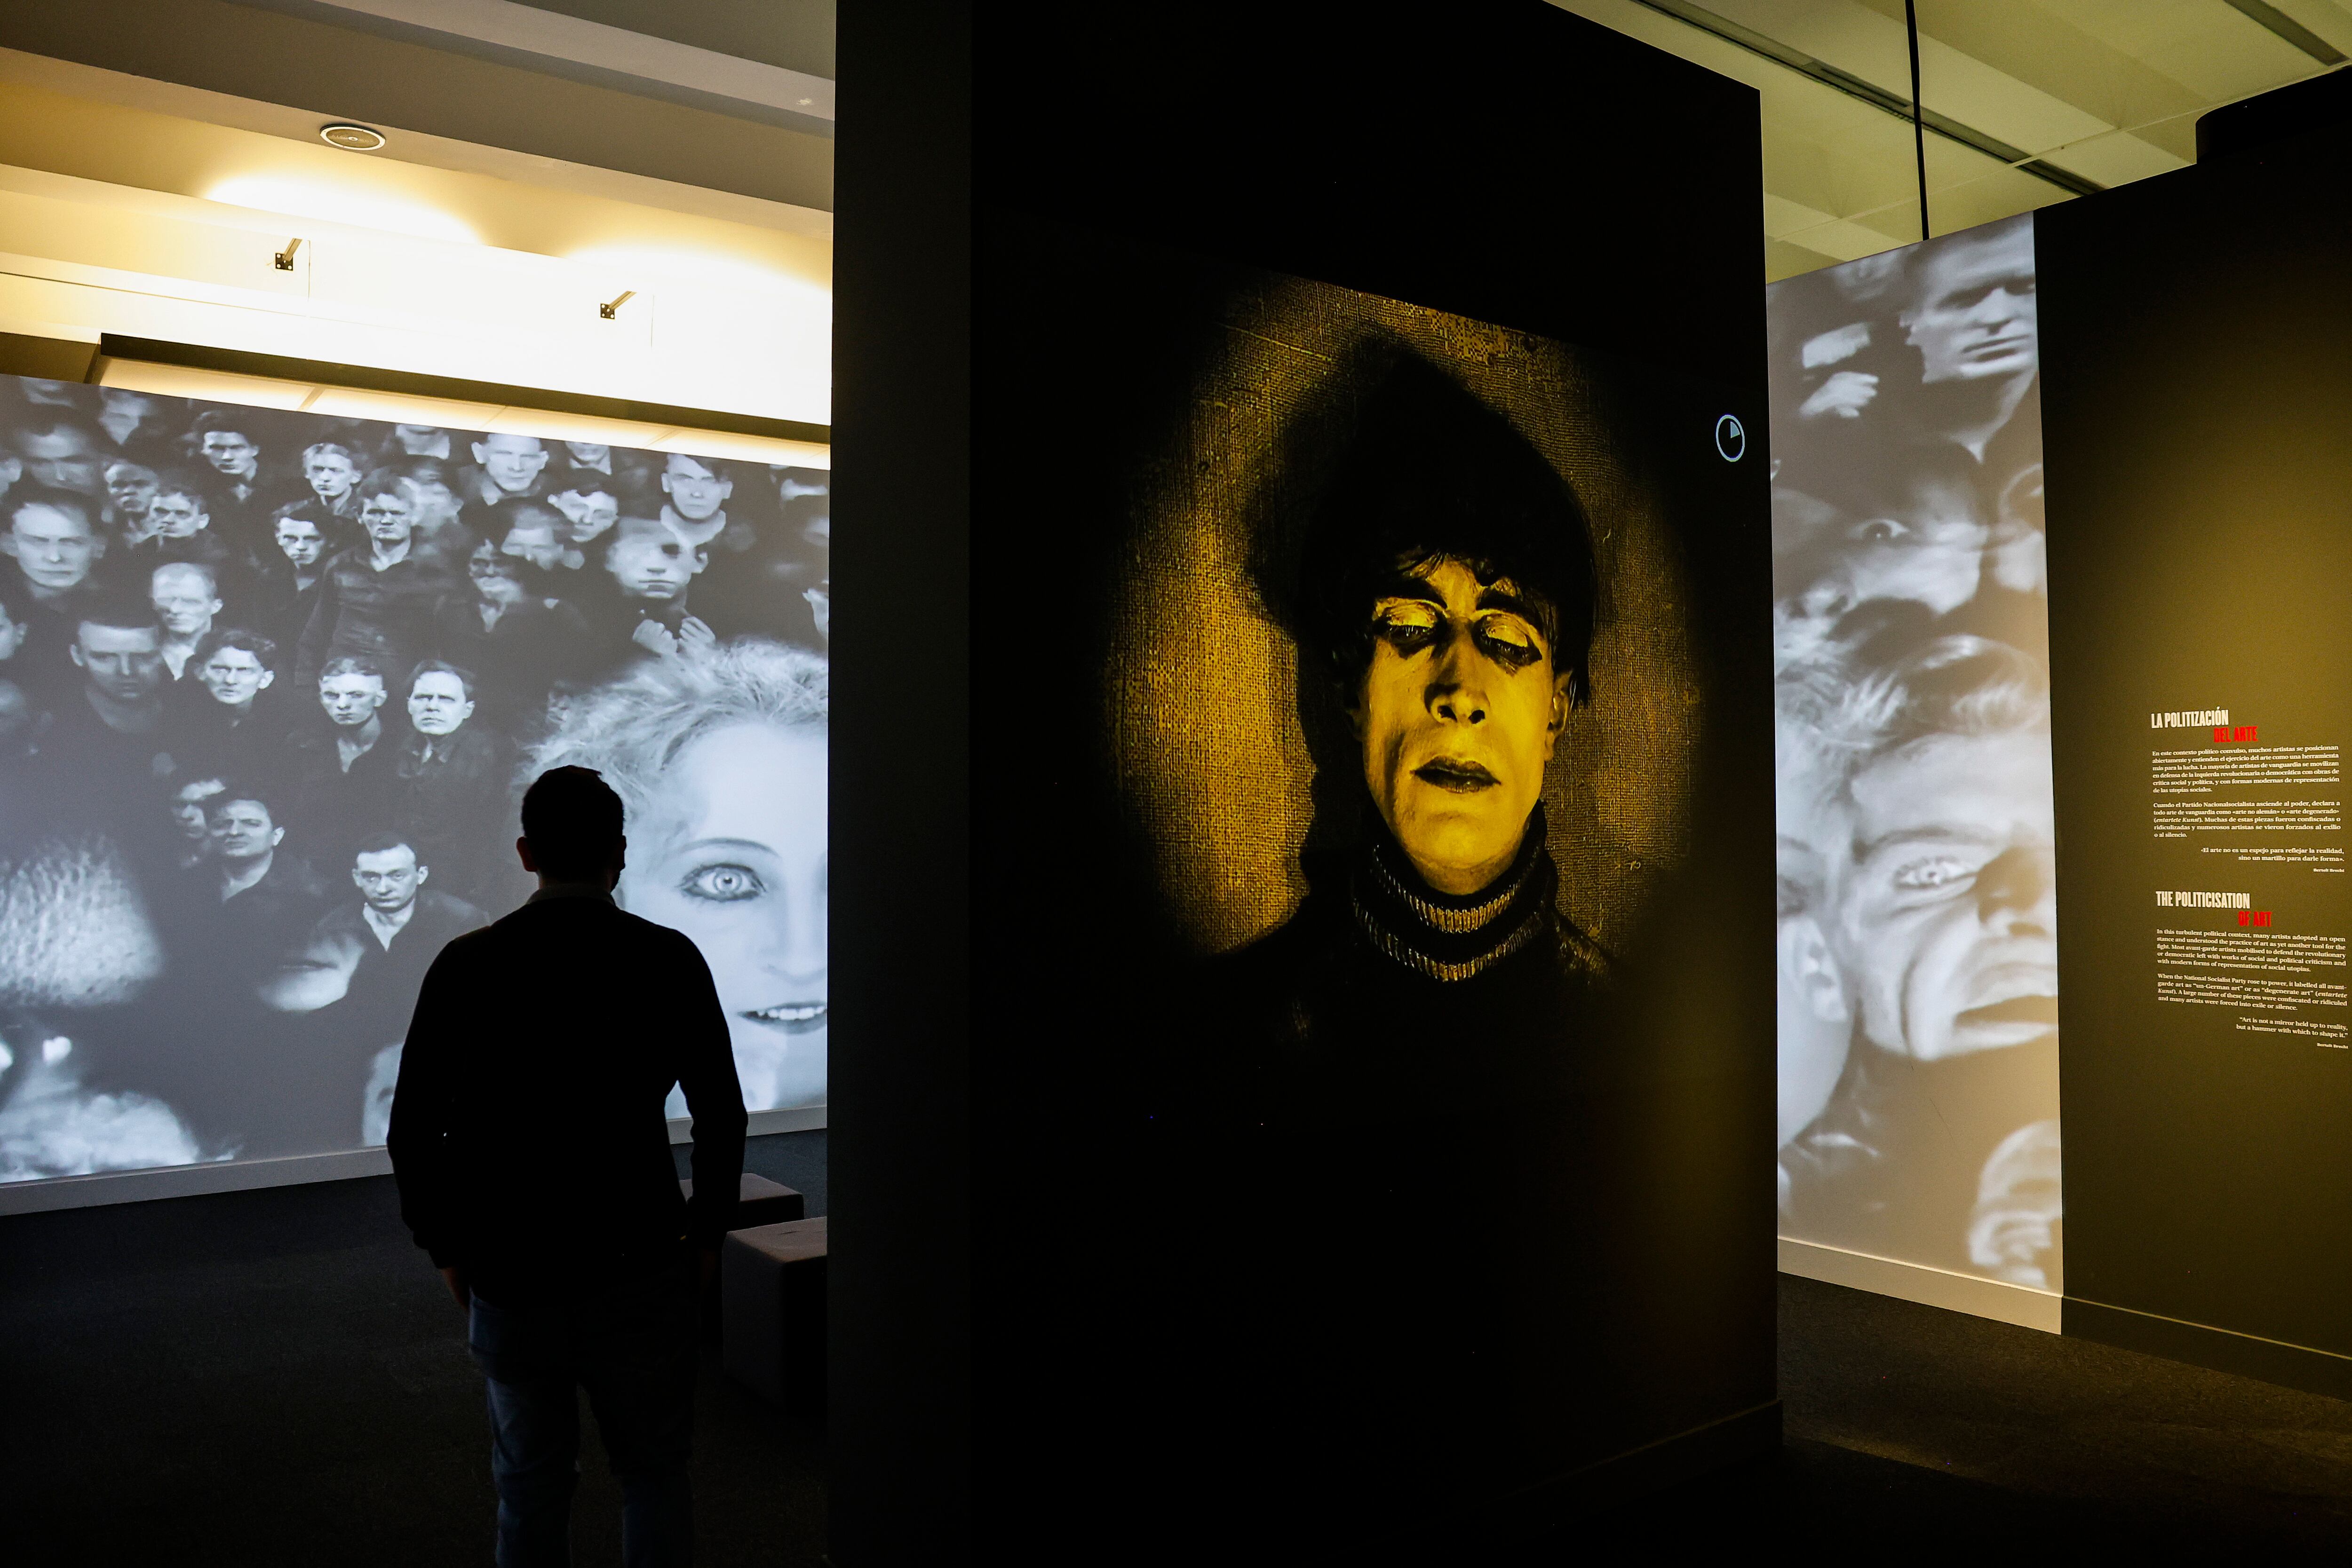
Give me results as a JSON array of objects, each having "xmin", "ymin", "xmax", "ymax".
[{"xmin": 1556, "ymin": 0, "xmax": 2349, "ymax": 278}]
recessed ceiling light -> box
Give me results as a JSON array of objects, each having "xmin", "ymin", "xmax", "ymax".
[{"xmin": 320, "ymin": 124, "xmax": 387, "ymax": 151}]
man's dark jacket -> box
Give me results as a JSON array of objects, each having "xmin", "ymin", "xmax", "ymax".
[{"xmin": 387, "ymin": 887, "xmax": 747, "ymax": 1297}]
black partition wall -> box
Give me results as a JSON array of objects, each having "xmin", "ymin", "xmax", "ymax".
[
  {"xmin": 834, "ymin": 2, "xmax": 1777, "ymax": 1562},
  {"xmin": 2040, "ymin": 119, "xmax": 2352, "ymax": 1391}
]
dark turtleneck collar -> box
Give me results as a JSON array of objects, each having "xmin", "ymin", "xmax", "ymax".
[{"xmin": 1350, "ymin": 805, "xmax": 1556, "ymax": 983}]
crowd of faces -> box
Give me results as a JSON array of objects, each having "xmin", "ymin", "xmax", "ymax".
[
  {"xmin": 0, "ymin": 374, "xmax": 831, "ymax": 1178},
  {"xmin": 1768, "ymin": 218, "xmax": 2063, "ymax": 1287}
]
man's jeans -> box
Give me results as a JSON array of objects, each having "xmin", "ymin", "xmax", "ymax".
[{"xmin": 468, "ymin": 1259, "xmax": 699, "ymax": 1568}]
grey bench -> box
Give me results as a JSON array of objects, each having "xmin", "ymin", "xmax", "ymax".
[{"xmin": 721, "ymin": 1216, "xmax": 827, "ymax": 1411}]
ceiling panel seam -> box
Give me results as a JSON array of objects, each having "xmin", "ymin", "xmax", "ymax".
[{"xmin": 1625, "ymin": 0, "xmax": 2105, "ymax": 196}]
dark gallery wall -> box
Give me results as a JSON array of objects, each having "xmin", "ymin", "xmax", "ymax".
[
  {"xmin": 2040, "ymin": 119, "xmax": 2352, "ymax": 1393},
  {"xmin": 835, "ymin": 2, "xmax": 1774, "ymax": 1563}
]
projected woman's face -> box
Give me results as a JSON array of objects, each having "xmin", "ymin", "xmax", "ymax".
[
  {"xmin": 1350, "ymin": 557, "xmax": 1572, "ymax": 895},
  {"xmin": 620, "ymin": 721, "xmax": 827, "ymax": 1109}
]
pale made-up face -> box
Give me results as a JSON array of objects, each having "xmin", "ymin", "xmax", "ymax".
[
  {"xmin": 201, "ymin": 430, "xmax": 259, "ymax": 478},
  {"xmin": 661, "ymin": 456, "xmax": 732, "ymax": 521},
  {"xmin": 276, "ymin": 520, "xmax": 326, "ymax": 568},
  {"xmin": 151, "ymin": 567, "xmax": 221, "ymax": 639},
  {"xmin": 474, "ymin": 435, "xmax": 549, "ymax": 493},
  {"xmin": 106, "ymin": 463, "xmax": 159, "ymax": 518},
  {"xmin": 7, "ymin": 506, "xmax": 101, "ymax": 592},
  {"xmin": 1350, "ymin": 557, "xmax": 1572, "ymax": 895},
  {"xmin": 608, "ymin": 532, "xmax": 699, "ymax": 600},
  {"xmin": 620, "ymin": 722, "xmax": 828, "ymax": 1110},
  {"xmin": 1904, "ymin": 229, "xmax": 2038, "ymax": 386},
  {"xmin": 198, "ymin": 647, "xmax": 273, "ymax": 708},
  {"xmin": 553, "ymin": 488, "xmax": 618, "ymax": 542},
  {"xmin": 361, "ymin": 491, "xmax": 417, "ymax": 549},
  {"xmin": 72, "ymin": 625, "xmax": 164, "ymax": 705},
  {"xmin": 319, "ymin": 673, "xmax": 387, "ymax": 727},
  {"xmin": 208, "ymin": 799, "xmax": 282, "ymax": 862},
  {"xmin": 353, "ymin": 846, "xmax": 424, "ymax": 913},
  {"xmin": 306, "ymin": 451, "xmax": 359, "ymax": 500},
  {"xmin": 408, "ymin": 671, "xmax": 474, "ymax": 735},
  {"xmin": 147, "ymin": 493, "xmax": 210, "ymax": 540},
  {"xmin": 1835, "ymin": 727, "xmax": 2058, "ymax": 1063},
  {"xmin": 172, "ymin": 779, "xmax": 226, "ymax": 843}
]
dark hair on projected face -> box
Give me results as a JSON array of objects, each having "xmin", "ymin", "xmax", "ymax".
[
  {"xmin": 5, "ymin": 485, "xmax": 96, "ymax": 533},
  {"xmin": 1294, "ymin": 358, "xmax": 1597, "ymax": 708},
  {"xmin": 520, "ymin": 764, "xmax": 625, "ymax": 881},
  {"xmin": 76, "ymin": 592, "xmax": 162, "ymax": 640},
  {"xmin": 352, "ymin": 830, "xmax": 418, "ymax": 863},
  {"xmin": 194, "ymin": 626, "xmax": 280, "ymax": 669},
  {"xmin": 206, "ymin": 780, "xmax": 280, "ymax": 825}
]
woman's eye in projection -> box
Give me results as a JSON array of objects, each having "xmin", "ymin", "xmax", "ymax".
[
  {"xmin": 682, "ymin": 863, "xmax": 766, "ymax": 903},
  {"xmin": 1891, "ymin": 854, "xmax": 1975, "ymax": 893},
  {"xmin": 1855, "ymin": 518, "xmax": 1911, "ymax": 546}
]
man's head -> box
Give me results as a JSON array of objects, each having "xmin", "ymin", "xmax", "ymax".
[
  {"xmin": 192, "ymin": 628, "xmax": 278, "ymax": 708},
  {"xmin": 355, "ymin": 470, "xmax": 418, "ymax": 549},
  {"xmin": 302, "ymin": 442, "xmax": 362, "ymax": 500},
  {"xmin": 1292, "ymin": 362, "xmax": 1597, "ymax": 895},
  {"xmin": 392, "ymin": 424, "xmax": 447, "ymax": 454},
  {"xmin": 564, "ymin": 441, "xmax": 610, "ymax": 467},
  {"xmin": 15, "ymin": 418, "xmax": 104, "ymax": 495},
  {"xmin": 146, "ymin": 475, "xmax": 213, "ymax": 541},
  {"xmin": 150, "ymin": 562, "xmax": 222, "ymax": 641},
  {"xmin": 406, "ymin": 659, "xmax": 475, "ymax": 735},
  {"xmin": 605, "ymin": 514, "xmax": 702, "ymax": 602},
  {"xmin": 1824, "ymin": 636, "xmax": 2057, "ymax": 1063},
  {"xmin": 660, "ymin": 454, "xmax": 732, "ymax": 522},
  {"xmin": 317, "ymin": 657, "xmax": 388, "ymax": 727},
  {"xmin": 71, "ymin": 595, "xmax": 165, "ymax": 705},
  {"xmin": 1901, "ymin": 216, "xmax": 2037, "ymax": 387},
  {"xmin": 207, "ymin": 789, "xmax": 282, "ymax": 865},
  {"xmin": 104, "ymin": 459, "xmax": 159, "ymax": 521},
  {"xmin": 392, "ymin": 459, "xmax": 460, "ymax": 526},
  {"xmin": 351, "ymin": 833, "xmax": 425, "ymax": 913},
  {"xmin": 272, "ymin": 506, "xmax": 327, "ymax": 568},
  {"xmin": 518, "ymin": 765, "xmax": 625, "ymax": 885},
  {"xmin": 467, "ymin": 533, "xmax": 528, "ymax": 606},
  {"xmin": 3, "ymin": 490, "xmax": 102, "ymax": 594},
  {"xmin": 472, "ymin": 434, "xmax": 548, "ymax": 495},
  {"xmin": 499, "ymin": 500, "xmax": 568, "ymax": 570},
  {"xmin": 172, "ymin": 774, "xmax": 228, "ymax": 844},
  {"xmin": 551, "ymin": 483, "xmax": 618, "ymax": 543},
  {"xmin": 192, "ymin": 411, "xmax": 261, "ymax": 479}
]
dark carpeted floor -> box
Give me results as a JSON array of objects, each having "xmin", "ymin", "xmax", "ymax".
[
  {"xmin": 0, "ymin": 1131, "xmax": 829, "ymax": 1567},
  {"xmin": 14, "ymin": 1154, "xmax": 2352, "ymax": 1561},
  {"xmin": 1572, "ymin": 1273, "xmax": 2352, "ymax": 1558}
]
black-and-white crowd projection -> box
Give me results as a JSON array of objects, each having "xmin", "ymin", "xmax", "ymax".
[
  {"xmin": 1769, "ymin": 214, "xmax": 2061, "ymax": 1290},
  {"xmin": 0, "ymin": 373, "xmax": 828, "ymax": 1183}
]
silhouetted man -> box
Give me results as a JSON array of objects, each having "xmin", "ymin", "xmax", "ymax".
[{"xmin": 389, "ymin": 766, "xmax": 746, "ymax": 1566}]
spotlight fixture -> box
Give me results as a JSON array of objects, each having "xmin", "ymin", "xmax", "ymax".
[
  {"xmin": 320, "ymin": 123, "xmax": 387, "ymax": 151},
  {"xmin": 599, "ymin": 290, "xmax": 636, "ymax": 321}
]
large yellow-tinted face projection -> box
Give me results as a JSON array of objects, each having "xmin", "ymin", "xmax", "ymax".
[{"xmin": 1104, "ymin": 276, "xmax": 1701, "ymax": 958}]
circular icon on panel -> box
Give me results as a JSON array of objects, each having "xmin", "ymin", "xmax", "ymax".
[
  {"xmin": 1715, "ymin": 413, "xmax": 1746, "ymax": 462},
  {"xmin": 321, "ymin": 124, "xmax": 388, "ymax": 152}
]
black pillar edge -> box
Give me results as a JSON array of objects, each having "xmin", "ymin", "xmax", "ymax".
[{"xmin": 2065, "ymin": 1298, "xmax": 2352, "ymax": 1402}]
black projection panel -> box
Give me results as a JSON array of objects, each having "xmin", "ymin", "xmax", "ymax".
[
  {"xmin": 836, "ymin": 1, "xmax": 1774, "ymax": 1562},
  {"xmin": 2041, "ymin": 121, "xmax": 2352, "ymax": 1391}
]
